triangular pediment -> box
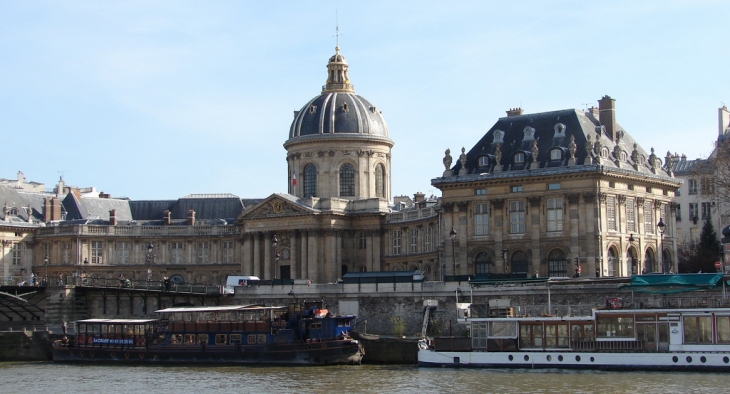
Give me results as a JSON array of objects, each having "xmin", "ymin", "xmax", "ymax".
[{"xmin": 237, "ymin": 193, "xmax": 316, "ymax": 220}]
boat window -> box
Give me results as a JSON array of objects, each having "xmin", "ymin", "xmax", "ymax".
[
  {"xmin": 215, "ymin": 334, "xmax": 226, "ymax": 345},
  {"xmin": 571, "ymin": 323, "xmax": 595, "ymax": 341},
  {"xmin": 198, "ymin": 334, "xmax": 209, "ymax": 345},
  {"xmin": 545, "ymin": 324, "xmax": 569, "ymax": 348},
  {"xmin": 519, "ymin": 323, "xmax": 543, "ymax": 349},
  {"xmin": 596, "ymin": 316, "xmax": 634, "ymax": 338},
  {"xmin": 257, "ymin": 334, "xmax": 266, "ymax": 344},
  {"xmin": 488, "ymin": 321, "xmax": 517, "ymax": 338},
  {"xmin": 338, "ymin": 320, "xmax": 344, "ymax": 327},
  {"xmin": 247, "ymin": 334, "xmax": 257, "ymax": 344},
  {"xmin": 171, "ymin": 334, "xmax": 182, "ymax": 344},
  {"xmin": 184, "ymin": 334, "xmax": 196, "ymax": 344},
  {"xmin": 230, "ymin": 334, "xmax": 242, "ymax": 344},
  {"xmin": 717, "ymin": 316, "xmax": 730, "ymax": 344},
  {"xmin": 683, "ymin": 316, "xmax": 712, "ymax": 344},
  {"xmin": 472, "ymin": 322, "xmax": 488, "ymax": 350}
]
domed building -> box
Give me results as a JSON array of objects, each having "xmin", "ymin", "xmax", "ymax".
[
  {"xmin": 236, "ymin": 46, "xmax": 403, "ymax": 283},
  {"xmin": 285, "ymin": 46, "xmax": 393, "ymax": 201}
]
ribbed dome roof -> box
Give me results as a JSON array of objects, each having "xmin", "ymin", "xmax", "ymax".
[{"xmin": 287, "ymin": 47, "xmax": 390, "ymax": 141}]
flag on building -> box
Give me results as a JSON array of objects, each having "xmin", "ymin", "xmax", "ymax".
[{"xmin": 292, "ymin": 170, "xmax": 297, "ymax": 186}]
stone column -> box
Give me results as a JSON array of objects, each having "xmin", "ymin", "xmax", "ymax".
[
  {"xmin": 263, "ymin": 234, "xmax": 272, "ymax": 280},
  {"xmin": 308, "ymin": 230, "xmax": 319, "ymax": 282},
  {"xmin": 242, "ymin": 234, "xmax": 252, "ymax": 275},
  {"xmin": 252, "ymin": 233, "xmax": 260, "ymax": 278},
  {"xmin": 301, "ymin": 230, "xmax": 309, "ymax": 279},
  {"xmin": 372, "ymin": 230, "xmax": 382, "ymax": 271},
  {"xmin": 289, "ymin": 230, "xmax": 298, "ymax": 279}
]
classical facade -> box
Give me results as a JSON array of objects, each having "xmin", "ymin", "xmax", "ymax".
[{"xmin": 433, "ymin": 96, "xmax": 681, "ymax": 278}]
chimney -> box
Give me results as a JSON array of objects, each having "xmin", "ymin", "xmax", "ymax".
[
  {"xmin": 109, "ymin": 209, "xmax": 117, "ymax": 225},
  {"xmin": 719, "ymin": 105, "xmax": 730, "ymax": 137},
  {"xmin": 163, "ymin": 210, "xmax": 171, "ymax": 225},
  {"xmin": 99, "ymin": 192, "xmax": 110, "ymax": 199},
  {"xmin": 598, "ymin": 95, "xmax": 617, "ymax": 141},
  {"xmin": 44, "ymin": 197, "xmax": 62, "ymax": 222},
  {"xmin": 506, "ymin": 107, "xmax": 524, "ymax": 117},
  {"xmin": 187, "ymin": 209, "xmax": 196, "ymax": 226},
  {"xmin": 71, "ymin": 188, "xmax": 82, "ymax": 199},
  {"xmin": 413, "ymin": 192, "xmax": 425, "ymax": 203}
]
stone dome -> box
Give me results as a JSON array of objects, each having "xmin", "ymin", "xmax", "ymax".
[{"xmin": 287, "ymin": 47, "xmax": 390, "ymax": 141}]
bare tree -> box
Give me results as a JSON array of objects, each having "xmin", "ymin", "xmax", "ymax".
[{"xmin": 693, "ymin": 138, "xmax": 730, "ymax": 225}]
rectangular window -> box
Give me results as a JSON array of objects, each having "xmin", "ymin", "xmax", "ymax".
[
  {"xmin": 675, "ymin": 204, "xmax": 682, "ymax": 221},
  {"xmin": 423, "ymin": 226, "xmax": 431, "ymax": 252},
  {"xmin": 197, "ymin": 242, "xmax": 209, "ymax": 264},
  {"xmin": 675, "ymin": 187, "xmax": 680, "ymax": 196},
  {"xmin": 547, "ymin": 198, "xmax": 563, "ymax": 232},
  {"xmin": 511, "ymin": 186, "xmax": 523, "ymax": 193},
  {"xmin": 116, "ymin": 242, "xmax": 130, "ymax": 265},
  {"xmin": 548, "ymin": 259, "xmax": 567, "ymax": 277},
  {"xmin": 626, "ymin": 198, "xmax": 635, "ymax": 232},
  {"xmin": 547, "ymin": 183, "xmax": 560, "ymax": 190},
  {"xmin": 91, "ymin": 241, "xmax": 103, "ymax": 264},
  {"xmin": 392, "ymin": 230, "xmax": 401, "ymax": 255},
  {"xmin": 475, "ymin": 189, "xmax": 486, "ymax": 195},
  {"xmin": 62, "ymin": 242, "xmax": 71, "ymax": 264},
  {"xmin": 410, "ymin": 228, "xmax": 418, "ymax": 254},
  {"xmin": 644, "ymin": 201, "xmax": 653, "ymax": 234},
  {"xmin": 222, "ymin": 241, "xmax": 234, "ymax": 264},
  {"xmin": 688, "ymin": 179, "xmax": 698, "ymax": 195},
  {"xmin": 717, "ymin": 316, "xmax": 730, "ymax": 344},
  {"xmin": 171, "ymin": 242, "xmax": 184, "ymax": 264},
  {"xmin": 474, "ymin": 203, "xmax": 489, "ymax": 236},
  {"xmin": 701, "ymin": 178, "xmax": 713, "ymax": 195},
  {"xmin": 607, "ymin": 196, "xmax": 617, "ymax": 231},
  {"xmin": 683, "ymin": 316, "xmax": 713, "ymax": 344},
  {"xmin": 12, "ymin": 243, "xmax": 22, "ymax": 265},
  {"xmin": 689, "ymin": 203, "xmax": 699, "ymax": 222},
  {"xmin": 509, "ymin": 201, "xmax": 525, "ymax": 234},
  {"xmin": 701, "ymin": 202, "xmax": 711, "ymax": 220},
  {"xmin": 358, "ymin": 233, "xmax": 366, "ymax": 249}
]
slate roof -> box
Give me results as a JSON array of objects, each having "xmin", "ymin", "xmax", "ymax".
[
  {"xmin": 62, "ymin": 193, "xmax": 133, "ymax": 222},
  {"xmin": 0, "ymin": 185, "xmax": 46, "ymax": 224},
  {"xmin": 448, "ymin": 107, "xmax": 672, "ymax": 178},
  {"xmin": 129, "ymin": 195, "xmax": 248, "ymax": 222}
]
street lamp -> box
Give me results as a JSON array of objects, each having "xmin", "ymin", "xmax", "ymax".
[
  {"xmin": 449, "ymin": 226, "xmax": 457, "ymax": 276},
  {"xmin": 501, "ymin": 248, "xmax": 509, "ymax": 274},
  {"xmin": 272, "ymin": 234, "xmax": 279, "ymax": 280},
  {"xmin": 657, "ymin": 218, "xmax": 666, "ymax": 273},
  {"xmin": 145, "ymin": 243, "xmax": 155, "ymax": 282},
  {"xmin": 628, "ymin": 233, "xmax": 637, "ymax": 275}
]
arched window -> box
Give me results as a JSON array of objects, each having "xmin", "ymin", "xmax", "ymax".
[
  {"xmin": 547, "ymin": 249, "xmax": 567, "ymax": 277},
  {"xmin": 375, "ymin": 164, "xmax": 385, "ymax": 198},
  {"xmin": 303, "ymin": 164, "xmax": 317, "ymax": 198},
  {"xmin": 340, "ymin": 163, "xmax": 355, "ymax": 197},
  {"xmin": 510, "ymin": 250, "xmax": 528, "ymax": 274},
  {"xmin": 644, "ymin": 249, "xmax": 656, "ymax": 273},
  {"xmin": 607, "ymin": 248, "xmax": 617, "ymax": 276},
  {"xmin": 474, "ymin": 252, "xmax": 492, "ymax": 275}
]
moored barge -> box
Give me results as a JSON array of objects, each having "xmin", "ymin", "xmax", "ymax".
[{"xmin": 53, "ymin": 303, "xmax": 363, "ymax": 365}]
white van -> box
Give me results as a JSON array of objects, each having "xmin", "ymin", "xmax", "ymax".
[{"xmin": 223, "ymin": 276, "xmax": 260, "ymax": 294}]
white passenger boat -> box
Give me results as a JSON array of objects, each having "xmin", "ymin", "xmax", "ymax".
[{"xmin": 418, "ymin": 274, "xmax": 730, "ymax": 371}]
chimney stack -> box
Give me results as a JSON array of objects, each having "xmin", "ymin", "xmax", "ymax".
[
  {"xmin": 598, "ymin": 95, "xmax": 617, "ymax": 141},
  {"xmin": 43, "ymin": 197, "xmax": 62, "ymax": 222},
  {"xmin": 719, "ymin": 106, "xmax": 730, "ymax": 137},
  {"xmin": 413, "ymin": 192, "xmax": 425, "ymax": 203},
  {"xmin": 187, "ymin": 209, "xmax": 196, "ymax": 226},
  {"xmin": 109, "ymin": 209, "xmax": 117, "ymax": 225},
  {"xmin": 163, "ymin": 210, "xmax": 171, "ymax": 225},
  {"xmin": 506, "ymin": 107, "xmax": 524, "ymax": 117}
]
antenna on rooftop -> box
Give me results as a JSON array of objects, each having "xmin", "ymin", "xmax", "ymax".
[
  {"xmin": 58, "ymin": 170, "xmax": 68, "ymax": 180},
  {"xmin": 582, "ymin": 103, "xmax": 591, "ymax": 111}
]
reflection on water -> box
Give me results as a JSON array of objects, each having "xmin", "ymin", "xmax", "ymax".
[{"xmin": 1, "ymin": 362, "xmax": 728, "ymax": 393}]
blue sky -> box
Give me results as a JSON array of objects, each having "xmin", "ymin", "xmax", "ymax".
[{"xmin": 1, "ymin": 1, "xmax": 728, "ymax": 200}]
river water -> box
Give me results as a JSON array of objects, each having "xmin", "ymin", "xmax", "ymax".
[{"xmin": 1, "ymin": 362, "xmax": 727, "ymax": 393}]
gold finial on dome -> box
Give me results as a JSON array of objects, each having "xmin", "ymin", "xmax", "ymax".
[{"xmin": 323, "ymin": 19, "xmax": 354, "ymax": 93}]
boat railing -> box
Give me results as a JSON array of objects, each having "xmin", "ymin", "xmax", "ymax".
[{"xmin": 571, "ymin": 339, "xmax": 645, "ymax": 352}]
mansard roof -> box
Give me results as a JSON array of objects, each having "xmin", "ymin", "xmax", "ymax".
[
  {"xmin": 436, "ymin": 101, "xmax": 676, "ymax": 188},
  {"xmin": 0, "ymin": 185, "xmax": 45, "ymax": 224},
  {"xmin": 129, "ymin": 194, "xmax": 248, "ymax": 222},
  {"xmin": 62, "ymin": 193, "xmax": 133, "ymax": 222}
]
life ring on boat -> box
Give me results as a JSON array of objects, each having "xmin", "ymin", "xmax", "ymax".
[
  {"xmin": 124, "ymin": 353, "xmax": 130, "ymax": 359},
  {"xmin": 110, "ymin": 352, "xmax": 116, "ymax": 358},
  {"xmin": 607, "ymin": 298, "xmax": 622, "ymax": 309},
  {"xmin": 139, "ymin": 353, "xmax": 145, "ymax": 359}
]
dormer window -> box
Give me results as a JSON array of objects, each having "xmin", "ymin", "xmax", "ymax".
[
  {"xmin": 478, "ymin": 155, "xmax": 490, "ymax": 167},
  {"xmin": 601, "ymin": 148, "xmax": 609, "ymax": 158},
  {"xmin": 342, "ymin": 102, "xmax": 349, "ymax": 112},
  {"xmin": 620, "ymin": 151, "xmax": 627, "ymax": 161},
  {"xmin": 514, "ymin": 152, "xmax": 525, "ymax": 164},
  {"xmin": 550, "ymin": 148, "xmax": 562, "ymax": 160},
  {"xmin": 309, "ymin": 105, "xmax": 317, "ymax": 114}
]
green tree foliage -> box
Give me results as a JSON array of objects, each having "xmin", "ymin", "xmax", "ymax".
[{"xmin": 390, "ymin": 316, "xmax": 406, "ymax": 337}]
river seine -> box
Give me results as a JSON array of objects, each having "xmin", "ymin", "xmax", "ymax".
[{"xmin": 1, "ymin": 362, "xmax": 728, "ymax": 393}]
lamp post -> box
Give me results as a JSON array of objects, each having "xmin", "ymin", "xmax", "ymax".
[
  {"xmin": 657, "ymin": 218, "xmax": 666, "ymax": 273},
  {"xmin": 272, "ymin": 234, "xmax": 279, "ymax": 280},
  {"xmin": 449, "ymin": 226, "xmax": 457, "ymax": 277},
  {"xmin": 145, "ymin": 243, "xmax": 155, "ymax": 282},
  {"xmin": 44, "ymin": 257, "xmax": 48, "ymax": 286},
  {"xmin": 628, "ymin": 233, "xmax": 637, "ymax": 275}
]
